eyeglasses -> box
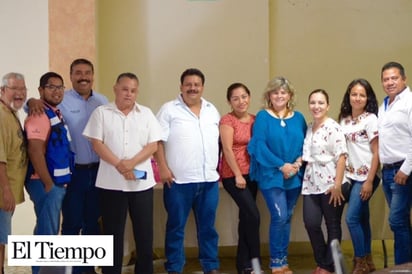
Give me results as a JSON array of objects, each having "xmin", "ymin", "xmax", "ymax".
[
  {"xmin": 44, "ymin": 85, "xmax": 65, "ymax": 92},
  {"xmin": 5, "ymin": 86, "xmax": 27, "ymax": 92}
]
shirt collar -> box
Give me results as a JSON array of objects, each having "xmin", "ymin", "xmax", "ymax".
[
  {"xmin": 384, "ymin": 86, "xmax": 410, "ymax": 110},
  {"xmin": 176, "ymin": 93, "xmax": 210, "ymax": 107},
  {"xmin": 70, "ymin": 88, "xmax": 95, "ymax": 99},
  {"xmin": 108, "ymin": 101, "xmax": 141, "ymax": 114}
]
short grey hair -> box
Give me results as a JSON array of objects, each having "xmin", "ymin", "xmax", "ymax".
[{"xmin": 1, "ymin": 72, "xmax": 25, "ymax": 88}]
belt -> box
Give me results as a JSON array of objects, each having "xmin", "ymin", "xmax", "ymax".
[
  {"xmin": 75, "ymin": 162, "xmax": 99, "ymax": 169},
  {"xmin": 382, "ymin": 160, "xmax": 404, "ymax": 169}
]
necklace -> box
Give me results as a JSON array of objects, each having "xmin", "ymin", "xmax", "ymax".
[
  {"xmin": 351, "ymin": 111, "xmax": 364, "ymax": 125},
  {"xmin": 272, "ymin": 108, "xmax": 289, "ymax": 127}
]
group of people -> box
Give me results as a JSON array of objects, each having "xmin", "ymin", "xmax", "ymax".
[
  {"xmin": 0, "ymin": 60, "xmax": 411, "ymax": 274},
  {"xmin": 0, "ymin": 64, "xmax": 220, "ymax": 274},
  {"xmin": 0, "ymin": 59, "xmax": 109, "ymax": 274},
  {"xmin": 218, "ymin": 61, "xmax": 412, "ymax": 274}
]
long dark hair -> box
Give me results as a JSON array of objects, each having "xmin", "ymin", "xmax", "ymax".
[{"xmin": 338, "ymin": 78, "xmax": 378, "ymax": 121}]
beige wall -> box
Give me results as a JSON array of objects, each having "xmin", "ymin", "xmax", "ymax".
[
  {"xmin": 0, "ymin": 0, "xmax": 49, "ymax": 101},
  {"xmin": 49, "ymin": 0, "xmax": 96, "ymax": 87},
  {"xmin": 96, "ymin": 0, "xmax": 412, "ymax": 120},
  {"xmin": 0, "ymin": 0, "xmax": 49, "ymax": 236},
  {"xmin": 96, "ymin": 0, "xmax": 270, "ymax": 114},
  {"xmin": 269, "ymin": 0, "xmax": 412, "ymax": 120}
]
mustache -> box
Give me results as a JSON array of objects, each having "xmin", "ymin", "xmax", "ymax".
[
  {"xmin": 77, "ymin": 79, "xmax": 90, "ymax": 84},
  {"xmin": 187, "ymin": 90, "xmax": 198, "ymax": 94}
]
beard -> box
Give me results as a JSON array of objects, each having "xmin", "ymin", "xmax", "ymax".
[{"xmin": 10, "ymin": 100, "xmax": 24, "ymax": 111}]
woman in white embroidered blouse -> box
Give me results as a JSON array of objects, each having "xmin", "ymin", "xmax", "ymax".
[
  {"xmin": 302, "ymin": 89, "xmax": 347, "ymax": 274},
  {"xmin": 338, "ymin": 79, "xmax": 380, "ymax": 274}
]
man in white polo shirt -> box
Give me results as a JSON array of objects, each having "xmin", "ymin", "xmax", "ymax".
[
  {"xmin": 377, "ymin": 61, "xmax": 412, "ymax": 265},
  {"xmin": 155, "ymin": 68, "xmax": 221, "ymax": 274}
]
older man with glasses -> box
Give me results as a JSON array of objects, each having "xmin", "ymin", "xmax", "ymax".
[{"xmin": 0, "ymin": 72, "xmax": 28, "ymax": 274}]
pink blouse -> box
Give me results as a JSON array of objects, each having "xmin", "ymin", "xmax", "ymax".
[{"xmin": 219, "ymin": 113, "xmax": 255, "ymax": 179}]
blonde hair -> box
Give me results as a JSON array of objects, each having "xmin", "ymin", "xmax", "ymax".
[{"xmin": 263, "ymin": 76, "xmax": 296, "ymax": 110}]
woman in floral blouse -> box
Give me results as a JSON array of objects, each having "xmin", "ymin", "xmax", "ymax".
[
  {"xmin": 338, "ymin": 79, "xmax": 380, "ymax": 274},
  {"xmin": 302, "ymin": 89, "xmax": 347, "ymax": 274}
]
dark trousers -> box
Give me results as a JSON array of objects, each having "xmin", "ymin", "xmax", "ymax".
[
  {"xmin": 62, "ymin": 165, "xmax": 100, "ymax": 274},
  {"xmin": 303, "ymin": 193, "xmax": 345, "ymax": 272},
  {"xmin": 62, "ymin": 165, "xmax": 100, "ymax": 236},
  {"xmin": 99, "ymin": 188, "xmax": 154, "ymax": 274},
  {"xmin": 222, "ymin": 176, "xmax": 260, "ymax": 273}
]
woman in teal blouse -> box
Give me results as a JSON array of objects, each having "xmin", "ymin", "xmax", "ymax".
[{"xmin": 248, "ymin": 77, "xmax": 306, "ymax": 274}]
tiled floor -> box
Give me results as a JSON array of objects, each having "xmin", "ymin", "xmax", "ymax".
[{"xmin": 5, "ymin": 240, "xmax": 394, "ymax": 273}]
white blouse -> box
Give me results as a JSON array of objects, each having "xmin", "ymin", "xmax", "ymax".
[
  {"xmin": 340, "ymin": 112, "xmax": 378, "ymax": 181},
  {"xmin": 302, "ymin": 118, "xmax": 347, "ymax": 195}
]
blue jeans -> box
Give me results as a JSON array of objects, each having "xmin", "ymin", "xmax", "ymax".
[
  {"xmin": 345, "ymin": 177, "xmax": 380, "ymax": 257},
  {"xmin": 382, "ymin": 167, "xmax": 412, "ymax": 265},
  {"xmin": 0, "ymin": 209, "xmax": 12, "ymax": 244},
  {"xmin": 25, "ymin": 179, "xmax": 66, "ymax": 235},
  {"xmin": 261, "ymin": 187, "xmax": 301, "ymax": 268},
  {"xmin": 25, "ymin": 179, "xmax": 66, "ymax": 274},
  {"xmin": 163, "ymin": 182, "xmax": 220, "ymax": 273},
  {"xmin": 62, "ymin": 165, "xmax": 100, "ymax": 235}
]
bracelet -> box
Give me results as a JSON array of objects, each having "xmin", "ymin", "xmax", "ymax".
[{"xmin": 294, "ymin": 161, "xmax": 302, "ymax": 168}]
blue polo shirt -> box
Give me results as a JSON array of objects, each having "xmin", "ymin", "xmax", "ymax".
[{"xmin": 59, "ymin": 89, "xmax": 108, "ymax": 164}]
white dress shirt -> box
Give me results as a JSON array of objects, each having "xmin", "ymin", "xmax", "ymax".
[
  {"xmin": 378, "ymin": 86, "xmax": 412, "ymax": 175},
  {"xmin": 83, "ymin": 102, "xmax": 161, "ymax": 191},
  {"xmin": 156, "ymin": 95, "xmax": 220, "ymax": 184}
]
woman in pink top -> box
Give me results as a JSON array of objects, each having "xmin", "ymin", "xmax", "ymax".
[{"xmin": 219, "ymin": 83, "xmax": 260, "ymax": 274}]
